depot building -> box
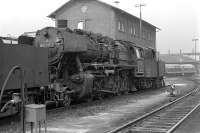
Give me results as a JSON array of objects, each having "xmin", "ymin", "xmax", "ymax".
[{"xmin": 48, "ymin": 0, "xmax": 158, "ymax": 49}]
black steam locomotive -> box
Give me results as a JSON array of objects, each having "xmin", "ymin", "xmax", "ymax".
[{"xmin": 0, "ymin": 27, "xmax": 165, "ymax": 117}]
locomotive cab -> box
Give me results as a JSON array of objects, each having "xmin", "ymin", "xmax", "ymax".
[{"xmin": 134, "ymin": 47, "xmax": 145, "ymax": 77}]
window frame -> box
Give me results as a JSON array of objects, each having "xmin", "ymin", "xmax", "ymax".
[
  {"xmin": 77, "ymin": 21, "xmax": 84, "ymax": 30},
  {"xmin": 118, "ymin": 20, "xmax": 125, "ymax": 32}
]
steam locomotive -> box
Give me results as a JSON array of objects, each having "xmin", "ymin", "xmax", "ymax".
[{"xmin": 0, "ymin": 27, "xmax": 165, "ymax": 117}]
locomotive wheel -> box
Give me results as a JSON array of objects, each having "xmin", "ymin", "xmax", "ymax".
[
  {"xmin": 162, "ymin": 79, "xmax": 165, "ymax": 87},
  {"xmin": 114, "ymin": 74, "xmax": 121, "ymax": 95},
  {"xmin": 63, "ymin": 94, "xmax": 71, "ymax": 107},
  {"xmin": 93, "ymin": 79, "xmax": 104, "ymax": 100},
  {"xmin": 86, "ymin": 95, "xmax": 93, "ymax": 103},
  {"xmin": 118, "ymin": 74, "xmax": 124, "ymax": 94},
  {"xmin": 120, "ymin": 71, "xmax": 129, "ymax": 94},
  {"xmin": 120, "ymin": 79, "xmax": 125, "ymax": 94}
]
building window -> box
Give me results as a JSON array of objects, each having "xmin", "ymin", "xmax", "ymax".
[
  {"xmin": 142, "ymin": 29, "xmax": 145, "ymax": 39},
  {"xmin": 142, "ymin": 29, "xmax": 147, "ymax": 40},
  {"xmin": 57, "ymin": 20, "xmax": 68, "ymax": 28},
  {"xmin": 130, "ymin": 26, "xmax": 136, "ymax": 36},
  {"xmin": 77, "ymin": 21, "xmax": 84, "ymax": 30},
  {"xmin": 135, "ymin": 26, "xmax": 139, "ymax": 37},
  {"xmin": 132, "ymin": 24, "xmax": 136, "ymax": 36},
  {"xmin": 145, "ymin": 30, "xmax": 148, "ymax": 40},
  {"xmin": 148, "ymin": 32, "xmax": 151, "ymax": 41},
  {"xmin": 150, "ymin": 32, "xmax": 155, "ymax": 42},
  {"xmin": 118, "ymin": 21, "xmax": 121, "ymax": 31},
  {"xmin": 130, "ymin": 26, "xmax": 133, "ymax": 35},
  {"xmin": 118, "ymin": 21, "xmax": 125, "ymax": 32},
  {"xmin": 133, "ymin": 28, "xmax": 136, "ymax": 36},
  {"xmin": 121, "ymin": 23, "xmax": 125, "ymax": 32}
]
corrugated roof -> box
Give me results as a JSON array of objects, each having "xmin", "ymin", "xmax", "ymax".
[{"xmin": 48, "ymin": 0, "xmax": 160, "ymax": 30}]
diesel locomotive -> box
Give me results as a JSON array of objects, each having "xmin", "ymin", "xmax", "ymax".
[{"xmin": 0, "ymin": 27, "xmax": 165, "ymax": 117}]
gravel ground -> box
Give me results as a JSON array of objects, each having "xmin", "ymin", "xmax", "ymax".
[
  {"xmin": 0, "ymin": 76, "xmax": 196, "ymax": 133},
  {"xmin": 173, "ymin": 103, "xmax": 200, "ymax": 133},
  {"xmin": 172, "ymin": 75, "xmax": 200, "ymax": 133},
  {"xmin": 46, "ymin": 76, "xmax": 196, "ymax": 133}
]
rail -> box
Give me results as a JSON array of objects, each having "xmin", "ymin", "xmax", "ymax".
[
  {"xmin": 108, "ymin": 87, "xmax": 199, "ymax": 133},
  {"xmin": 167, "ymin": 100, "xmax": 200, "ymax": 133}
]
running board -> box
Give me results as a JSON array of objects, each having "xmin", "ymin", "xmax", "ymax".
[{"xmin": 97, "ymin": 90, "xmax": 117, "ymax": 94}]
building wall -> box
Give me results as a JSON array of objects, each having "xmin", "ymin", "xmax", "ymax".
[
  {"xmin": 114, "ymin": 10, "xmax": 156, "ymax": 49},
  {"xmin": 55, "ymin": 0, "xmax": 115, "ymax": 38},
  {"xmin": 53, "ymin": 0, "xmax": 156, "ymax": 49}
]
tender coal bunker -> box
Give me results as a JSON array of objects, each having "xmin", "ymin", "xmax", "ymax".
[{"xmin": 18, "ymin": 35, "xmax": 34, "ymax": 45}]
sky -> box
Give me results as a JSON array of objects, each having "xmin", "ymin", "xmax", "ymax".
[{"xmin": 0, "ymin": 0, "xmax": 199, "ymax": 54}]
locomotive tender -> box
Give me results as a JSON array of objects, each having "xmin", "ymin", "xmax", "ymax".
[
  {"xmin": 0, "ymin": 27, "xmax": 165, "ymax": 117},
  {"xmin": 0, "ymin": 37, "xmax": 48, "ymax": 117}
]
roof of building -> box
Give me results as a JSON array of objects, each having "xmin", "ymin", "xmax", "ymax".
[
  {"xmin": 159, "ymin": 54, "xmax": 196, "ymax": 64},
  {"xmin": 48, "ymin": 0, "xmax": 160, "ymax": 30}
]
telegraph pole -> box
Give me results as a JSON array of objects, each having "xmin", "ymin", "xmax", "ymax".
[
  {"xmin": 192, "ymin": 38, "xmax": 199, "ymax": 61},
  {"xmin": 135, "ymin": 4, "xmax": 146, "ymax": 40}
]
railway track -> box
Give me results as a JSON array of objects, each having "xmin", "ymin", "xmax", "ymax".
[{"xmin": 108, "ymin": 87, "xmax": 200, "ymax": 133}]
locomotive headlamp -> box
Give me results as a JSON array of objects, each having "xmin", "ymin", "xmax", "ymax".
[{"xmin": 40, "ymin": 86, "xmax": 45, "ymax": 90}]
